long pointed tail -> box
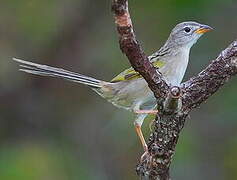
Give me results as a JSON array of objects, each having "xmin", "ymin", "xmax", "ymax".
[{"xmin": 13, "ymin": 58, "xmax": 102, "ymax": 88}]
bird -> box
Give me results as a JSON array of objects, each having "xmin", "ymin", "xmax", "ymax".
[{"xmin": 13, "ymin": 21, "xmax": 212, "ymax": 157}]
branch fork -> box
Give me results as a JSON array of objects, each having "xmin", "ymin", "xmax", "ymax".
[{"xmin": 112, "ymin": 0, "xmax": 237, "ymax": 179}]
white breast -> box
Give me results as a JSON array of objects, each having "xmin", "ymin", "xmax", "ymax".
[{"xmin": 159, "ymin": 48, "xmax": 190, "ymax": 86}]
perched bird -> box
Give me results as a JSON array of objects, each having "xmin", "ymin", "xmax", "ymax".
[{"xmin": 13, "ymin": 21, "xmax": 212, "ymax": 157}]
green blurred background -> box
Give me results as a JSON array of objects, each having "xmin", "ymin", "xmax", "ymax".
[{"xmin": 1, "ymin": 0, "xmax": 237, "ymax": 179}]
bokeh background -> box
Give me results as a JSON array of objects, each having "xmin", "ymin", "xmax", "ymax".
[{"xmin": 1, "ymin": 0, "xmax": 237, "ymax": 179}]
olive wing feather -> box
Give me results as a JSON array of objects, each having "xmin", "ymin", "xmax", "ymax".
[{"xmin": 110, "ymin": 60, "xmax": 165, "ymax": 83}]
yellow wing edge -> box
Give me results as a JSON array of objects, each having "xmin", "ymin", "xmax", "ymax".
[{"xmin": 110, "ymin": 60, "xmax": 165, "ymax": 83}]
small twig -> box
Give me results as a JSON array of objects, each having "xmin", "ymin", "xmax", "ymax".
[{"xmin": 163, "ymin": 86, "xmax": 182, "ymax": 114}]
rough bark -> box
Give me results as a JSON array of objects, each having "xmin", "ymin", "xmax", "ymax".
[
  {"xmin": 111, "ymin": 0, "xmax": 237, "ymax": 179},
  {"xmin": 111, "ymin": 0, "xmax": 169, "ymax": 101},
  {"xmin": 182, "ymin": 42, "xmax": 237, "ymax": 110}
]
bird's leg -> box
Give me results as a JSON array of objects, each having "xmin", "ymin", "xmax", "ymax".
[
  {"xmin": 133, "ymin": 105, "xmax": 154, "ymax": 161},
  {"xmin": 135, "ymin": 123, "xmax": 148, "ymax": 151},
  {"xmin": 135, "ymin": 109, "xmax": 157, "ymax": 132},
  {"xmin": 134, "ymin": 122, "xmax": 149, "ymax": 161},
  {"xmin": 135, "ymin": 109, "xmax": 158, "ymax": 114}
]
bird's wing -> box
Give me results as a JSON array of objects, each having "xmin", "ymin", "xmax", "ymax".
[
  {"xmin": 110, "ymin": 67, "xmax": 139, "ymax": 82},
  {"xmin": 110, "ymin": 60, "xmax": 165, "ymax": 83}
]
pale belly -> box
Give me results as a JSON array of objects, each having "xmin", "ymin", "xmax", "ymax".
[{"xmin": 101, "ymin": 78, "xmax": 156, "ymax": 111}]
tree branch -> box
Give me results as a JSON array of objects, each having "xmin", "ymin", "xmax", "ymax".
[
  {"xmin": 111, "ymin": 0, "xmax": 169, "ymax": 100},
  {"xmin": 111, "ymin": 0, "xmax": 237, "ymax": 179},
  {"xmin": 182, "ymin": 41, "xmax": 237, "ymax": 110}
]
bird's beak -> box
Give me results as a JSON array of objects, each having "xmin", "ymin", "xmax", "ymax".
[{"xmin": 195, "ymin": 25, "xmax": 213, "ymax": 34}]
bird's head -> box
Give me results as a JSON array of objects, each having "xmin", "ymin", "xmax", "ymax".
[{"xmin": 167, "ymin": 21, "xmax": 213, "ymax": 49}]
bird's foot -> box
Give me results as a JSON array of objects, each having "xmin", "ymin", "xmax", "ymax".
[
  {"xmin": 140, "ymin": 144, "xmax": 150, "ymax": 162},
  {"xmin": 135, "ymin": 110, "xmax": 158, "ymax": 114},
  {"xmin": 140, "ymin": 150, "xmax": 150, "ymax": 162}
]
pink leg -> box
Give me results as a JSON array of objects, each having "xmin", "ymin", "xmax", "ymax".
[{"xmin": 135, "ymin": 109, "xmax": 158, "ymax": 115}]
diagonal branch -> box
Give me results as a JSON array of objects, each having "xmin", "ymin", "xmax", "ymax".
[
  {"xmin": 182, "ymin": 41, "xmax": 237, "ymax": 111},
  {"xmin": 111, "ymin": 0, "xmax": 169, "ymax": 99}
]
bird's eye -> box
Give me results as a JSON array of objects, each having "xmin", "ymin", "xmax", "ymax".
[{"xmin": 184, "ymin": 27, "xmax": 191, "ymax": 33}]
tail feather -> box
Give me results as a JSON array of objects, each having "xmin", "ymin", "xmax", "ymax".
[{"xmin": 13, "ymin": 58, "xmax": 102, "ymax": 88}]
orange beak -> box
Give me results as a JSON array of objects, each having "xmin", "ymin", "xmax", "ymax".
[{"xmin": 195, "ymin": 25, "xmax": 213, "ymax": 34}]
